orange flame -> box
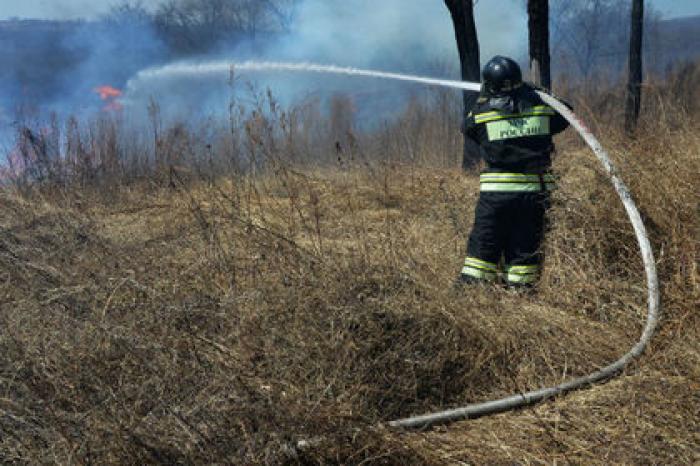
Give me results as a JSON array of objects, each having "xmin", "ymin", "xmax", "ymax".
[
  {"xmin": 94, "ymin": 85, "xmax": 122, "ymax": 100},
  {"xmin": 94, "ymin": 85, "xmax": 123, "ymax": 112}
]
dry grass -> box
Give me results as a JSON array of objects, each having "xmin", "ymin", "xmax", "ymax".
[{"xmin": 1, "ymin": 68, "xmax": 698, "ymax": 464}]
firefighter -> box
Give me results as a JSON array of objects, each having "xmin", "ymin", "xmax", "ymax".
[{"xmin": 457, "ymin": 55, "xmax": 570, "ymax": 288}]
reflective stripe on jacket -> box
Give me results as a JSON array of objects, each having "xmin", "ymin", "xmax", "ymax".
[{"xmin": 463, "ymin": 84, "xmax": 571, "ymax": 173}]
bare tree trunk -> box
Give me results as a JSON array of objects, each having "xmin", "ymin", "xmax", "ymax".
[
  {"xmin": 625, "ymin": 0, "xmax": 644, "ymax": 133},
  {"xmin": 444, "ymin": 0, "xmax": 481, "ymax": 170},
  {"xmin": 528, "ymin": 0, "xmax": 551, "ymax": 89}
]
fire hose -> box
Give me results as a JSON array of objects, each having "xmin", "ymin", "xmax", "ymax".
[{"xmin": 388, "ymin": 88, "xmax": 661, "ymax": 429}]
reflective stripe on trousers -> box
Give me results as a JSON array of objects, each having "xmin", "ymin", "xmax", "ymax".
[
  {"xmin": 480, "ymin": 173, "xmax": 555, "ymax": 193},
  {"xmin": 462, "ymin": 258, "xmax": 540, "ymax": 284},
  {"xmin": 505, "ymin": 264, "xmax": 539, "ymax": 284},
  {"xmin": 461, "ymin": 257, "xmax": 499, "ymax": 281}
]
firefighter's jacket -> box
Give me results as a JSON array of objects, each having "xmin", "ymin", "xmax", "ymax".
[
  {"xmin": 458, "ymin": 84, "xmax": 571, "ymax": 285},
  {"xmin": 462, "ymin": 84, "xmax": 570, "ymax": 174}
]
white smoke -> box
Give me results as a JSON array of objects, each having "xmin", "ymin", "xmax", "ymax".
[
  {"xmin": 1, "ymin": 0, "xmax": 528, "ymax": 132},
  {"xmin": 216, "ymin": 0, "xmax": 527, "ymax": 76},
  {"xmin": 121, "ymin": 0, "xmax": 527, "ymax": 122}
]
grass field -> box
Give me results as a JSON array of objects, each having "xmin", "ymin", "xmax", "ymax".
[{"xmin": 1, "ymin": 68, "xmax": 698, "ymax": 464}]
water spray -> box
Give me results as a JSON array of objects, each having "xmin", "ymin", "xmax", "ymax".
[
  {"xmin": 126, "ymin": 60, "xmax": 482, "ymax": 95},
  {"xmin": 127, "ymin": 60, "xmax": 660, "ymax": 429}
]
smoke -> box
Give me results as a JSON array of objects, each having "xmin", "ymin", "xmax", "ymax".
[
  {"xmin": 275, "ymin": 0, "xmax": 526, "ymax": 68},
  {"xmin": 270, "ymin": 0, "xmax": 458, "ymax": 67},
  {"xmin": 60, "ymin": 15, "xmax": 166, "ymax": 113},
  {"xmin": 0, "ymin": 15, "xmax": 165, "ymax": 111},
  {"xmin": 124, "ymin": 0, "xmax": 527, "ymax": 124},
  {"xmin": 0, "ymin": 0, "xmax": 527, "ymax": 137}
]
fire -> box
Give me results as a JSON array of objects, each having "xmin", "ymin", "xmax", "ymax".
[
  {"xmin": 95, "ymin": 85, "xmax": 122, "ymax": 100},
  {"xmin": 94, "ymin": 85, "xmax": 123, "ymax": 112}
]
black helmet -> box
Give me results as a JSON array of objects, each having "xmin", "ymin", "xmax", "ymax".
[{"xmin": 482, "ymin": 56, "xmax": 523, "ymax": 96}]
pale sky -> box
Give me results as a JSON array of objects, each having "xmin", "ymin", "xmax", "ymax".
[
  {"xmin": 1, "ymin": 0, "xmax": 700, "ymax": 20},
  {"xmin": 653, "ymin": 0, "xmax": 700, "ymax": 18}
]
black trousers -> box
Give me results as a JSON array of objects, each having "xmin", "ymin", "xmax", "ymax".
[{"xmin": 462, "ymin": 191, "xmax": 550, "ymax": 284}]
